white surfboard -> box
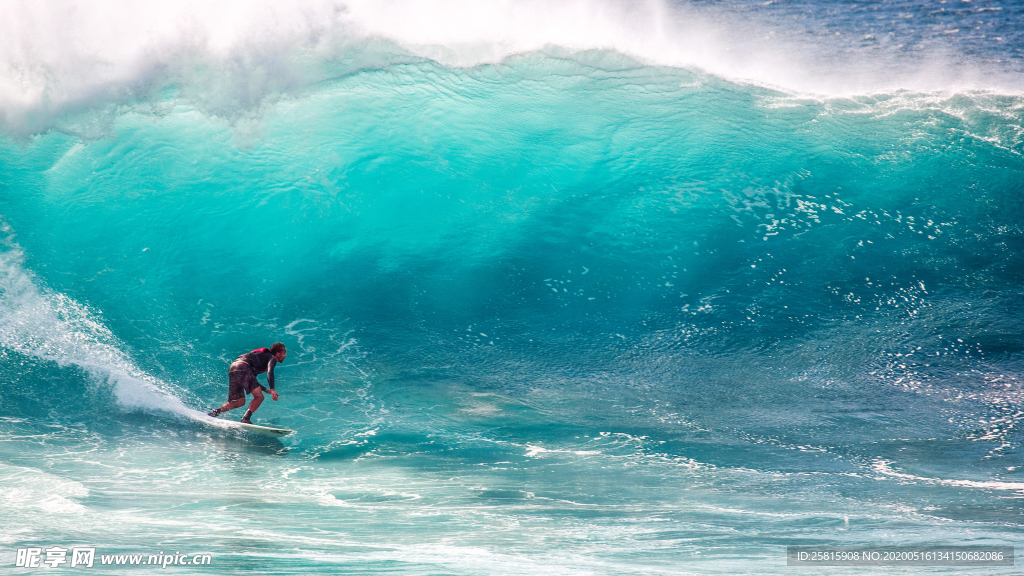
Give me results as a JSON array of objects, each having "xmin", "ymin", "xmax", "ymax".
[
  {"xmin": 228, "ymin": 421, "xmax": 294, "ymax": 438},
  {"xmin": 190, "ymin": 410, "xmax": 294, "ymax": 437}
]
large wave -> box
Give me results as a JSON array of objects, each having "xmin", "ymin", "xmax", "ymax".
[{"xmin": 1, "ymin": 51, "xmax": 1021, "ymax": 448}]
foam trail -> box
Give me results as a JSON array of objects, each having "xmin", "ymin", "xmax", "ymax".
[
  {"xmin": 872, "ymin": 460, "xmax": 1024, "ymax": 494},
  {"xmin": 0, "ymin": 223, "xmax": 189, "ymax": 414}
]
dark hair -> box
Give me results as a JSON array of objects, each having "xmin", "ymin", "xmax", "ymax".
[{"xmin": 270, "ymin": 342, "xmax": 286, "ymax": 354}]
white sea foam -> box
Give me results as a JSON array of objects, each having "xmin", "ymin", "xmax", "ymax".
[
  {"xmin": 0, "ymin": 225, "xmax": 190, "ymax": 414},
  {"xmin": 1, "ymin": 0, "xmax": 1019, "ymax": 135},
  {"xmin": 0, "ymin": 462, "xmax": 89, "ymax": 515},
  {"xmin": 872, "ymin": 459, "xmax": 1024, "ymax": 493}
]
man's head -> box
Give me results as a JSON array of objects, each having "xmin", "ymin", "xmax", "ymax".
[{"xmin": 270, "ymin": 342, "xmax": 287, "ymax": 362}]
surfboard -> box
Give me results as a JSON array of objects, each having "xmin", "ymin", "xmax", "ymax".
[
  {"xmin": 229, "ymin": 421, "xmax": 294, "ymax": 438},
  {"xmin": 192, "ymin": 411, "xmax": 294, "ymax": 437}
]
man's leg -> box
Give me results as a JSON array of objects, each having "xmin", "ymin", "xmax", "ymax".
[
  {"xmin": 240, "ymin": 388, "xmax": 264, "ymax": 424},
  {"xmin": 209, "ymin": 372, "xmax": 248, "ymax": 417},
  {"xmin": 213, "ymin": 397, "xmax": 246, "ymax": 414}
]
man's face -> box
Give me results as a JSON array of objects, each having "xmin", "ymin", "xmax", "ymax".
[{"xmin": 275, "ymin": 349, "xmax": 287, "ymax": 362}]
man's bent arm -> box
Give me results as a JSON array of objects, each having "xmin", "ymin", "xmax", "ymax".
[{"xmin": 267, "ymin": 357, "xmax": 277, "ymax": 390}]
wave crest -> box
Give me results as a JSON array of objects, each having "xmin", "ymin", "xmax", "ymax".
[{"xmin": 3, "ymin": 0, "xmax": 1021, "ymax": 136}]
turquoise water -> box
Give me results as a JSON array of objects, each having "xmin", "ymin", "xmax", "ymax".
[{"xmin": 2, "ymin": 1, "xmax": 1023, "ymax": 574}]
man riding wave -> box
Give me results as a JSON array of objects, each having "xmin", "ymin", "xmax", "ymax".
[{"xmin": 208, "ymin": 342, "xmax": 286, "ymax": 424}]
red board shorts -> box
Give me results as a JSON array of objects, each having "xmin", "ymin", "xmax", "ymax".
[{"xmin": 228, "ymin": 368, "xmax": 260, "ymax": 402}]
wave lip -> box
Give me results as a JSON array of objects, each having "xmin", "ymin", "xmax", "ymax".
[{"xmin": 3, "ymin": 0, "xmax": 1023, "ymax": 136}]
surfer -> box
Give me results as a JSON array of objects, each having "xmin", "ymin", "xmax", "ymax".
[{"xmin": 208, "ymin": 342, "xmax": 287, "ymax": 424}]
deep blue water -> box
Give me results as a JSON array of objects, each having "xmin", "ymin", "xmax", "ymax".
[{"xmin": 1, "ymin": 1, "xmax": 1022, "ymax": 574}]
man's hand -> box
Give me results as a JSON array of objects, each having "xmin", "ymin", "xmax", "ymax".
[{"xmin": 271, "ymin": 390, "xmax": 279, "ymax": 401}]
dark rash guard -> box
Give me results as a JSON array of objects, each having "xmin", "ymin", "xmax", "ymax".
[{"xmin": 229, "ymin": 349, "xmax": 279, "ymax": 390}]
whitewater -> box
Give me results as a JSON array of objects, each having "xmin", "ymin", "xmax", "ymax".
[{"xmin": 1, "ymin": 0, "xmax": 1022, "ymax": 574}]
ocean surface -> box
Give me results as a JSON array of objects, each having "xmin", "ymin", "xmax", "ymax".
[{"xmin": 1, "ymin": 0, "xmax": 1022, "ymax": 574}]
